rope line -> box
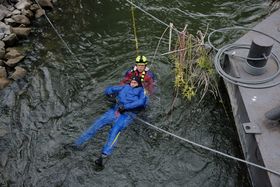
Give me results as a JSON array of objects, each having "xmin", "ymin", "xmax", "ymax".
[
  {"xmin": 34, "ymin": 0, "xmax": 96, "ymax": 85},
  {"xmin": 214, "ymin": 44, "xmax": 280, "ymax": 89},
  {"xmin": 208, "ymin": 27, "xmax": 280, "ymax": 51},
  {"xmin": 125, "ymin": 0, "xmax": 181, "ymax": 34},
  {"xmin": 135, "ymin": 117, "xmax": 280, "ymax": 176},
  {"xmin": 34, "ymin": 0, "xmax": 280, "ymax": 178},
  {"xmin": 131, "ymin": 3, "xmax": 139, "ymax": 55}
]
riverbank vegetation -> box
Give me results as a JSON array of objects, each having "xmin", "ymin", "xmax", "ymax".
[{"xmin": 171, "ymin": 26, "xmax": 218, "ymax": 102}]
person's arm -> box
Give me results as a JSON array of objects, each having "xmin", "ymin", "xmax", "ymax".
[
  {"xmin": 120, "ymin": 70, "xmax": 132, "ymax": 85},
  {"xmin": 123, "ymin": 89, "xmax": 147, "ymax": 110},
  {"xmin": 105, "ymin": 85, "xmax": 124, "ymax": 95}
]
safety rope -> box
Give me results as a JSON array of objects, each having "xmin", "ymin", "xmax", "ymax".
[
  {"xmin": 131, "ymin": 2, "xmax": 139, "ymax": 55},
  {"xmin": 135, "ymin": 117, "xmax": 280, "ymax": 176},
  {"xmin": 125, "ymin": 0, "xmax": 181, "ymax": 34},
  {"xmin": 34, "ymin": 0, "xmax": 280, "ymax": 178}
]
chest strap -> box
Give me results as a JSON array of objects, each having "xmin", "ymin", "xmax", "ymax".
[{"xmin": 130, "ymin": 68, "xmax": 146, "ymax": 82}]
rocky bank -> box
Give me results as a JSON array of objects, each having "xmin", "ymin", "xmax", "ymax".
[{"xmin": 0, "ymin": 0, "xmax": 55, "ymax": 90}]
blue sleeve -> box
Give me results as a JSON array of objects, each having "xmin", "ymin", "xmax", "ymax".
[
  {"xmin": 124, "ymin": 89, "xmax": 147, "ymax": 110},
  {"xmin": 105, "ymin": 85, "xmax": 124, "ymax": 95}
]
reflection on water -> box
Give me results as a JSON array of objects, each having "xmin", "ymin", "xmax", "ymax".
[{"xmin": 0, "ymin": 0, "xmax": 271, "ymax": 186}]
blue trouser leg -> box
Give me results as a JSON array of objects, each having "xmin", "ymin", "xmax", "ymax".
[
  {"xmin": 74, "ymin": 109, "xmax": 116, "ymax": 146},
  {"xmin": 102, "ymin": 112, "xmax": 136, "ymax": 155}
]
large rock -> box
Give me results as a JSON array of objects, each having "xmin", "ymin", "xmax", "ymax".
[
  {"xmin": 10, "ymin": 66, "xmax": 27, "ymax": 80},
  {"xmin": 4, "ymin": 55, "xmax": 24, "ymax": 67},
  {"xmin": 7, "ymin": 5, "xmax": 15, "ymax": 12},
  {"xmin": 4, "ymin": 48, "xmax": 21, "ymax": 59},
  {"xmin": 12, "ymin": 9, "xmax": 21, "ymax": 15},
  {"xmin": 11, "ymin": 27, "xmax": 31, "ymax": 38},
  {"xmin": 0, "ymin": 41, "xmax": 5, "ymax": 49},
  {"xmin": 15, "ymin": 0, "xmax": 32, "ymax": 10},
  {"xmin": 0, "ymin": 66, "xmax": 7, "ymax": 78},
  {"xmin": 0, "ymin": 21, "xmax": 11, "ymax": 35},
  {"xmin": 11, "ymin": 15, "xmax": 30, "ymax": 25},
  {"xmin": 0, "ymin": 5, "xmax": 12, "ymax": 21},
  {"xmin": 21, "ymin": 9, "xmax": 34, "ymax": 18},
  {"xmin": 4, "ymin": 18, "xmax": 17, "ymax": 26},
  {"xmin": 35, "ymin": 8, "xmax": 45, "ymax": 18},
  {"xmin": 0, "ymin": 41, "xmax": 5, "ymax": 48},
  {"xmin": 2, "ymin": 33, "xmax": 18, "ymax": 46},
  {"xmin": 30, "ymin": 4, "xmax": 40, "ymax": 12},
  {"xmin": 38, "ymin": 0, "xmax": 53, "ymax": 9},
  {"xmin": 0, "ymin": 78, "xmax": 11, "ymax": 90}
]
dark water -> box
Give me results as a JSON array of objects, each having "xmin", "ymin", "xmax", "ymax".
[{"xmin": 0, "ymin": 0, "xmax": 273, "ymax": 186}]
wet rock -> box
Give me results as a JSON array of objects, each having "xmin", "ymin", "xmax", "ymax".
[
  {"xmin": 11, "ymin": 27, "xmax": 31, "ymax": 38},
  {"xmin": 0, "ymin": 40, "xmax": 5, "ymax": 48},
  {"xmin": 0, "ymin": 78, "xmax": 11, "ymax": 89},
  {"xmin": 0, "ymin": 60, "xmax": 4, "ymax": 66},
  {"xmin": 7, "ymin": 5, "xmax": 15, "ymax": 12},
  {"xmin": 5, "ymin": 55, "xmax": 24, "ymax": 67},
  {"xmin": 4, "ymin": 18, "xmax": 17, "ymax": 26},
  {"xmin": 30, "ymin": 4, "xmax": 40, "ymax": 12},
  {"xmin": 0, "ymin": 0, "xmax": 8, "ymax": 6},
  {"xmin": 38, "ymin": 0, "xmax": 54, "ymax": 9},
  {"xmin": 4, "ymin": 48, "xmax": 21, "ymax": 59},
  {"xmin": 35, "ymin": 8, "xmax": 45, "ymax": 18},
  {"xmin": 2, "ymin": 33, "xmax": 18, "ymax": 46},
  {"xmin": 12, "ymin": 9, "xmax": 21, "ymax": 15},
  {"xmin": 5, "ymin": 47, "xmax": 13, "ymax": 52},
  {"xmin": 15, "ymin": 0, "xmax": 32, "ymax": 10},
  {"xmin": 0, "ymin": 21, "xmax": 11, "ymax": 35},
  {"xmin": 0, "ymin": 41, "xmax": 5, "ymax": 59},
  {"xmin": 0, "ymin": 66, "xmax": 7, "ymax": 78},
  {"xmin": 21, "ymin": 9, "xmax": 34, "ymax": 18},
  {"xmin": 11, "ymin": 15, "xmax": 30, "ymax": 25},
  {"xmin": 0, "ymin": 5, "xmax": 12, "ymax": 21},
  {"xmin": 10, "ymin": 66, "xmax": 27, "ymax": 80}
]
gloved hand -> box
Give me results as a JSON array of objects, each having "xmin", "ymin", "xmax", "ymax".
[
  {"xmin": 118, "ymin": 105, "xmax": 125, "ymax": 113},
  {"xmin": 107, "ymin": 94, "xmax": 116, "ymax": 103}
]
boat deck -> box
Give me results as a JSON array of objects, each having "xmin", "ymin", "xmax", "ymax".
[{"xmin": 222, "ymin": 9, "xmax": 280, "ymax": 187}]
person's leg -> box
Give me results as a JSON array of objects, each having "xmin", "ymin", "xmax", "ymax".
[
  {"xmin": 102, "ymin": 113, "xmax": 136, "ymax": 155},
  {"xmin": 74, "ymin": 109, "xmax": 116, "ymax": 146}
]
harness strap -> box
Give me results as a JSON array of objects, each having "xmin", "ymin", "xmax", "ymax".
[{"xmin": 130, "ymin": 67, "xmax": 146, "ymax": 82}]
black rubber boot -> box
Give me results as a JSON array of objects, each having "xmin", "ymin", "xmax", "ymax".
[
  {"xmin": 94, "ymin": 154, "xmax": 107, "ymax": 171},
  {"xmin": 94, "ymin": 156, "xmax": 103, "ymax": 167}
]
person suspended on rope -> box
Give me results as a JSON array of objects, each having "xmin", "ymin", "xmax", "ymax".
[
  {"xmin": 120, "ymin": 55, "xmax": 156, "ymax": 95},
  {"xmin": 73, "ymin": 76, "xmax": 147, "ymax": 168}
]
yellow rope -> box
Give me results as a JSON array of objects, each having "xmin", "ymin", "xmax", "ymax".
[{"xmin": 131, "ymin": 3, "xmax": 139, "ymax": 55}]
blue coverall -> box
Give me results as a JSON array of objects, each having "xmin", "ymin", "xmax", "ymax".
[{"xmin": 74, "ymin": 84, "xmax": 147, "ymax": 155}]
